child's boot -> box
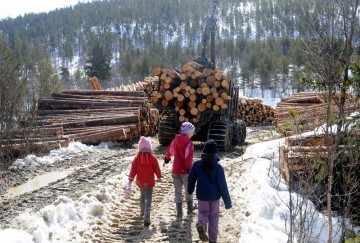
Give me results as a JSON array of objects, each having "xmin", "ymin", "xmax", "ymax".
[
  {"xmin": 196, "ymin": 222, "xmax": 209, "ymax": 242},
  {"xmin": 187, "ymin": 200, "xmax": 195, "ymax": 214},
  {"xmin": 144, "ymin": 204, "xmax": 151, "ymax": 226},
  {"xmin": 176, "ymin": 203, "xmax": 183, "ymax": 218}
]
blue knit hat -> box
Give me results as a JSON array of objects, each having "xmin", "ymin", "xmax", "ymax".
[{"xmin": 179, "ymin": 122, "xmax": 195, "ymax": 135}]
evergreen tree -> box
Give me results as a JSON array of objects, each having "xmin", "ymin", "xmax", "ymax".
[
  {"xmin": 60, "ymin": 67, "xmax": 71, "ymax": 83},
  {"xmin": 0, "ymin": 36, "xmax": 26, "ymax": 132},
  {"xmin": 34, "ymin": 57, "xmax": 62, "ymax": 98},
  {"xmin": 85, "ymin": 40, "xmax": 111, "ymax": 82}
]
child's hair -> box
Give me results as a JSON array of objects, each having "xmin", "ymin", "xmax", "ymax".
[
  {"xmin": 200, "ymin": 153, "xmax": 214, "ymax": 173},
  {"xmin": 200, "ymin": 140, "xmax": 218, "ymax": 173}
]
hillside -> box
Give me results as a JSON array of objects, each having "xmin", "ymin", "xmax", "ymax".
[
  {"xmin": 0, "ymin": 0, "xmax": 304, "ymax": 90},
  {"xmin": 0, "ymin": 0, "xmax": 359, "ymax": 94}
]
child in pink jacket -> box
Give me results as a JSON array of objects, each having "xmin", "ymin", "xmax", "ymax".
[
  {"xmin": 164, "ymin": 122, "xmax": 195, "ymax": 219},
  {"xmin": 128, "ymin": 137, "xmax": 161, "ymax": 226}
]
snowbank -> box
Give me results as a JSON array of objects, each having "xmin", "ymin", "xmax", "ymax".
[
  {"xmin": 239, "ymin": 139, "xmax": 342, "ymax": 243},
  {"xmin": 0, "ymin": 229, "xmax": 33, "ymax": 243},
  {"xmin": 0, "ymin": 172, "xmax": 130, "ymax": 243},
  {"xmin": 9, "ymin": 142, "xmax": 113, "ymax": 170}
]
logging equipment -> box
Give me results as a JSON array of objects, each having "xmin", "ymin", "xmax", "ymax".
[{"xmin": 156, "ymin": 0, "xmax": 246, "ymax": 151}]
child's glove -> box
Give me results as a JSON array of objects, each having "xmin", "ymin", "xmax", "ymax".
[
  {"xmin": 164, "ymin": 157, "xmax": 171, "ymax": 164},
  {"xmin": 123, "ymin": 181, "xmax": 133, "ymax": 199}
]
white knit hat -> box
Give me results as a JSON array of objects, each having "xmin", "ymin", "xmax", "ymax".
[{"xmin": 179, "ymin": 122, "xmax": 195, "ymax": 135}]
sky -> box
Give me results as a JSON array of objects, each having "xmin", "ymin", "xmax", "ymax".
[{"xmin": 0, "ymin": 0, "xmax": 93, "ymax": 20}]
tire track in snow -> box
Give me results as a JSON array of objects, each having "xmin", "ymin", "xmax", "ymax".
[{"xmin": 85, "ymin": 167, "xmax": 197, "ymax": 243}]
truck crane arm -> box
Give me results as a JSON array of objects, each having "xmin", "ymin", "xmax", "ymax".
[{"xmin": 193, "ymin": 0, "xmax": 218, "ymax": 69}]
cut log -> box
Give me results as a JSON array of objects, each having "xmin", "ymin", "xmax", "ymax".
[
  {"xmin": 153, "ymin": 67, "xmax": 162, "ymax": 76},
  {"xmin": 62, "ymin": 90, "xmax": 145, "ymax": 97},
  {"xmin": 215, "ymin": 97, "xmax": 224, "ymax": 106},
  {"xmin": 190, "ymin": 108, "xmax": 199, "ymax": 116},
  {"xmin": 164, "ymin": 91, "xmax": 173, "ymax": 101}
]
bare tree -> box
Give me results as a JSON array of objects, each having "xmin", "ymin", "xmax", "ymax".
[{"xmin": 294, "ymin": 0, "xmax": 359, "ymax": 241}]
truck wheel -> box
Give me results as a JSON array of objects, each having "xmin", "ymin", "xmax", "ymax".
[
  {"xmin": 208, "ymin": 122, "xmax": 231, "ymax": 151},
  {"xmin": 231, "ymin": 120, "xmax": 246, "ymax": 145},
  {"xmin": 158, "ymin": 116, "xmax": 176, "ymax": 145}
]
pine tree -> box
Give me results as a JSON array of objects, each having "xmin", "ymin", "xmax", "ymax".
[
  {"xmin": 34, "ymin": 57, "xmax": 62, "ymax": 98},
  {"xmin": 85, "ymin": 40, "xmax": 111, "ymax": 82},
  {"xmin": 60, "ymin": 67, "xmax": 70, "ymax": 83},
  {"xmin": 0, "ymin": 36, "xmax": 26, "ymax": 132}
]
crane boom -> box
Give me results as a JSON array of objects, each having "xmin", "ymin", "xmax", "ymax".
[{"xmin": 192, "ymin": 0, "xmax": 218, "ymax": 69}]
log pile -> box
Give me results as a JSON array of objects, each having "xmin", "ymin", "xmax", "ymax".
[
  {"xmin": 36, "ymin": 90, "xmax": 159, "ymax": 143},
  {"xmin": 238, "ymin": 97, "xmax": 275, "ymax": 126},
  {"xmin": 152, "ymin": 65, "xmax": 233, "ymax": 123},
  {"xmin": 280, "ymin": 135, "xmax": 331, "ymax": 182},
  {"xmin": 107, "ymin": 76, "xmax": 158, "ymax": 100},
  {"xmin": 280, "ymin": 132, "xmax": 359, "ymax": 182},
  {"xmin": 0, "ymin": 128, "xmax": 70, "ymax": 159},
  {"xmin": 1, "ymin": 90, "xmax": 159, "ymax": 159},
  {"xmin": 274, "ymin": 92, "xmax": 358, "ymax": 134}
]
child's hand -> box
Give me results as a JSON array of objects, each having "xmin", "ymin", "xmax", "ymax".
[{"xmin": 155, "ymin": 178, "xmax": 162, "ymax": 182}]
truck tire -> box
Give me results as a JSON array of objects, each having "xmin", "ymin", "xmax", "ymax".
[
  {"xmin": 208, "ymin": 122, "xmax": 231, "ymax": 151},
  {"xmin": 158, "ymin": 116, "xmax": 176, "ymax": 145},
  {"xmin": 231, "ymin": 120, "xmax": 246, "ymax": 145}
]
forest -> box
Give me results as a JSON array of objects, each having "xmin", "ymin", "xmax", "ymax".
[
  {"xmin": 0, "ymin": 0, "xmax": 359, "ymax": 96},
  {"xmin": 0, "ymin": 1, "xmax": 360, "ymax": 242}
]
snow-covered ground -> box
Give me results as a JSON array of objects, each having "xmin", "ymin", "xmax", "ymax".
[
  {"xmin": 238, "ymin": 139, "xmax": 342, "ymax": 243},
  {"xmin": 0, "ymin": 134, "xmax": 345, "ymax": 242},
  {"xmin": 9, "ymin": 142, "xmax": 113, "ymax": 170}
]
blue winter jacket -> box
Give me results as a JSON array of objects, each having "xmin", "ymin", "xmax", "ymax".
[{"xmin": 188, "ymin": 155, "xmax": 232, "ymax": 209}]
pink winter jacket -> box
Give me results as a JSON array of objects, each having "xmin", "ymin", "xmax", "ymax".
[{"xmin": 165, "ymin": 135, "xmax": 194, "ymax": 174}]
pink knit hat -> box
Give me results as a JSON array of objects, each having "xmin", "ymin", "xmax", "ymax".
[{"xmin": 138, "ymin": 136, "xmax": 152, "ymax": 152}]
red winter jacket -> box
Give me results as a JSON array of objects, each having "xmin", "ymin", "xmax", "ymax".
[
  {"xmin": 129, "ymin": 152, "xmax": 161, "ymax": 189},
  {"xmin": 165, "ymin": 135, "xmax": 194, "ymax": 174}
]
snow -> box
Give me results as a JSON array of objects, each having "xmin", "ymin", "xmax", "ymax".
[
  {"xmin": 238, "ymin": 138, "xmax": 342, "ymax": 243},
  {"xmin": 9, "ymin": 142, "xmax": 112, "ymax": 170},
  {"xmin": 0, "ymin": 229, "xmax": 33, "ymax": 243},
  {"xmin": 0, "ymin": 132, "xmax": 349, "ymax": 242},
  {"xmin": 0, "ymin": 177, "xmax": 128, "ymax": 243}
]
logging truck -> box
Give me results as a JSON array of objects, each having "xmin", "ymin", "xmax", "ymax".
[{"xmin": 155, "ymin": 0, "xmax": 246, "ymax": 151}]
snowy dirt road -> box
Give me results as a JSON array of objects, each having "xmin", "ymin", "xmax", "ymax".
[{"xmin": 0, "ymin": 128, "xmax": 275, "ymax": 242}]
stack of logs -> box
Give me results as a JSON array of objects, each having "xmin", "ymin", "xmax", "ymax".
[
  {"xmin": 274, "ymin": 92, "xmax": 358, "ymax": 134},
  {"xmin": 280, "ymin": 135, "xmax": 331, "ymax": 182},
  {"xmin": 107, "ymin": 76, "xmax": 158, "ymax": 100},
  {"xmin": 152, "ymin": 65, "xmax": 232, "ymax": 123},
  {"xmin": 280, "ymin": 132, "xmax": 360, "ymax": 182},
  {"xmin": 0, "ymin": 127, "xmax": 70, "ymax": 159},
  {"xmin": 1, "ymin": 90, "xmax": 160, "ymax": 159},
  {"xmin": 238, "ymin": 97, "xmax": 275, "ymax": 126},
  {"xmin": 36, "ymin": 90, "xmax": 159, "ymax": 143}
]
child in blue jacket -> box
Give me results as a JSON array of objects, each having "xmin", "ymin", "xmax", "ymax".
[{"xmin": 188, "ymin": 140, "xmax": 232, "ymax": 243}]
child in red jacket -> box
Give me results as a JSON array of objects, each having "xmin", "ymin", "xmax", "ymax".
[
  {"xmin": 129, "ymin": 136, "xmax": 161, "ymax": 226},
  {"xmin": 164, "ymin": 122, "xmax": 195, "ymax": 219}
]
